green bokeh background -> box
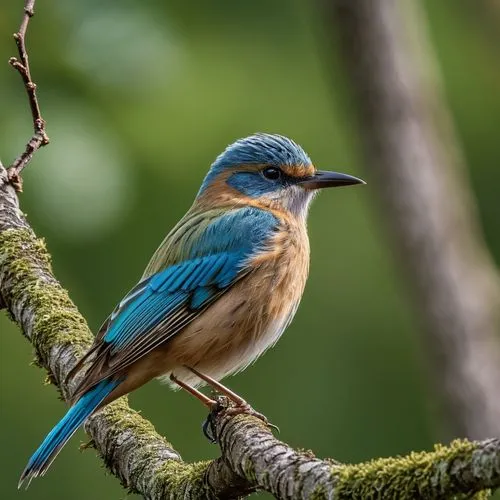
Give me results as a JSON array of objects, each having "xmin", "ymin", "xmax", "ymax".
[{"xmin": 1, "ymin": 1, "xmax": 499, "ymax": 498}]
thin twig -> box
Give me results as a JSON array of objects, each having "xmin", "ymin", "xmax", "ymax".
[{"xmin": 7, "ymin": 0, "xmax": 49, "ymax": 192}]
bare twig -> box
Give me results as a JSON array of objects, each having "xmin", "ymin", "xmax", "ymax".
[{"xmin": 7, "ymin": 0, "xmax": 49, "ymax": 191}]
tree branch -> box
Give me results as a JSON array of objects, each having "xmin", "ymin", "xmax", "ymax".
[
  {"xmin": 7, "ymin": 0, "xmax": 49, "ymax": 191},
  {"xmin": 326, "ymin": 0, "xmax": 500, "ymax": 439}
]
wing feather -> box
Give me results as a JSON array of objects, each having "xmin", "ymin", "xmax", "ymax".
[{"xmin": 70, "ymin": 207, "xmax": 278, "ymax": 397}]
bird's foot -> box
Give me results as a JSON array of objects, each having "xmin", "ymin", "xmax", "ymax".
[
  {"xmin": 224, "ymin": 401, "xmax": 267, "ymax": 422},
  {"xmin": 202, "ymin": 396, "xmax": 279, "ymax": 443},
  {"xmin": 224, "ymin": 402, "xmax": 280, "ymax": 434}
]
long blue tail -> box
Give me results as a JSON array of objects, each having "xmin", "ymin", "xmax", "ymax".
[{"xmin": 19, "ymin": 378, "xmax": 121, "ymax": 488}]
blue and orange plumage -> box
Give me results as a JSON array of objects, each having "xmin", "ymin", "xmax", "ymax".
[{"xmin": 19, "ymin": 133, "xmax": 364, "ymax": 486}]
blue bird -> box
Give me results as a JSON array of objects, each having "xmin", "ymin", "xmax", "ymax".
[{"xmin": 19, "ymin": 133, "xmax": 364, "ymax": 486}]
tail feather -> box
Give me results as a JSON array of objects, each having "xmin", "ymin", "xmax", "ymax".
[{"xmin": 19, "ymin": 378, "xmax": 121, "ymax": 488}]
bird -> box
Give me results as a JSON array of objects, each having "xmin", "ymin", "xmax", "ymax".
[{"xmin": 19, "ymin": 133, "xmax": 364, "ymax": 486}]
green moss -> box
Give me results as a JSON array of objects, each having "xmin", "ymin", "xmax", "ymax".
[
  {"xmin": 0, "ymin": 229, "xmax": 92, "ymax": 365},
  {"xmin": 96, "ymin": 400, "xmax": 182, "ymax": 468},
  {"xmin": 243, "ymin": 457, "xmax": 257, "ymax": 483},
  {"xmin": 472, "ymin": 490, "xmax": 491, "ymax": 500},
  {"xmin": 155, "ymin": 460, "xmax": 210, "ymax": 491},
  {"xmin": 310, "ymin": 484, "xmax": 328, "ymax": 499},
  {"xmin": 333, "ymin": 439, "xmax": 484, "ymax": 499},
  {"xmin": 98, "ymin": 398, "xmax": 166, "ymax": 441},
  {"xmin": 87, "ymin": 397, "xmax": 214, "ymax": 497}
]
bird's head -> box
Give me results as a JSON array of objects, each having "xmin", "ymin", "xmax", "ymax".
[{"xmin": 197, "ymin": 133, "xmax": 364, "ymax": 218}]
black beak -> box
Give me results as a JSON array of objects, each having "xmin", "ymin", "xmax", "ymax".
[{"xmin": 298, "ymin": 170, "xmax": 366, "ymax": 190}]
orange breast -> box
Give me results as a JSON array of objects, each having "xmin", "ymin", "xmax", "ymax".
[{"xmin": 161, "ymin": 217, "xmax": 311, "ymax": 387}]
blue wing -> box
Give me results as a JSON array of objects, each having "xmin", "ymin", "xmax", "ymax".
[{"xmin": 70, "ymin": 207, "xmax": 278, "ymax": 396}]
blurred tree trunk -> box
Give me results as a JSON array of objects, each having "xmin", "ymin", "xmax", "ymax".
[{"xmin": 324, "ymin": 0, "xmax": 500, "ymax": 439}]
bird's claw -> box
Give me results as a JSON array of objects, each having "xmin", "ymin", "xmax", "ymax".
[
  {"xmin": 202, "ymin": 397, "xmax": 279, "ymax": 443},
  {"xmin": 202, "ymin": 414, "xmax": 217, "ymax": 443},
  {"xmin": 223, "ymin": 402, "xmax": 267, "ymax": 421},
  {"xmin": 224, "ymin": 402, "xmax": 280, "ymax": 433},
  {"xmin": 202, "ymin": 396, "xmax": 227, "ymax": 443}
]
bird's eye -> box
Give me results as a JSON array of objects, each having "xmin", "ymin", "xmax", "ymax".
[{"xmin": 262, "ymin": 167, "xmax": 281, "ymax": 180}]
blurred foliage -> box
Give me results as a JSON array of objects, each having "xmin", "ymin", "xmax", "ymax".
[{"xmin": 0, "ymin": 0, "xmax": 499, "ymax": 498}]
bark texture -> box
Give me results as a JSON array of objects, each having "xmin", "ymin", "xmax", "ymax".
[{"xmin": 327, "ymin": 0, "xmax": 500, "ymax": 439}]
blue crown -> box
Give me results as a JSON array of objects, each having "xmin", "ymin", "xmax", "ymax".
[
  {"xmin": 199, "ymin": 133, "xmax": 311, "ymax": 194},
  {"xmin": 214, "ymin": 133, "xmax": 311, "ymax": 169}
]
